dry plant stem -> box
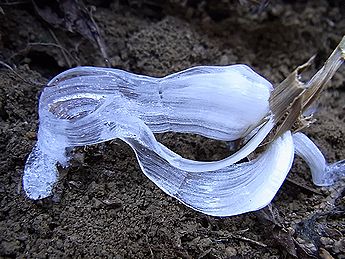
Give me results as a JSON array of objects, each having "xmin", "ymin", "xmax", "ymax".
[
  {"xmin": 87, "ymin": 8, "xmax": 110, "ymax": 67},
  {"xmin": 302, "ymin": 36, "xmax": 345, "ymax": 111},
  {"xmin": 269, "ymin": 36, "xmax": 345, "ymax": 137},
  {"xmin": 269, "ymin": 62, "xmax": 306, "ymax": 133},
  {"xmin": 0, "ymin": 60, "xmax": 44, "ymax": 86},
  {"xmin": 0, "ymin": 1, "xmax": 30, "ymax": 5},
  {"xmin": 285, "ymin": 177, "xmax": 322, "ymax": 195},
  {"xmin": 28, "ymin": 42, "xmax": 75, "ymax": 67},
  {"xmin": 48, "ymin": 28, "xmax": 73, "ymax": 67},
  {"xmin": 216, "ymin": 234, "xmax": 268, "ymax": 248}
]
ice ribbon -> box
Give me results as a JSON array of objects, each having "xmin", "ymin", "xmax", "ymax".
[
  {"xmin": 293, "ymin": 132, "xmax": 345, "ymax": 186},
  {"xmin": 23, "ymin": 64, "xmax": 344, "ymax": 216}
]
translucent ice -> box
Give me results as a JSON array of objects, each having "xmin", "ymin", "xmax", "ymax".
[
  {"xmin": 23, "ymin": 65, "xmax": 274, "ymax": 203},
  {"xmin": 23, "ymin": 37, "xmax": 345, "ymax": 216}
]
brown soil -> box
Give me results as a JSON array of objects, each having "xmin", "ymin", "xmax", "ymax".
[{"xmin": 0, "ymin": 1, "xmax": 344, "ymax": 258}]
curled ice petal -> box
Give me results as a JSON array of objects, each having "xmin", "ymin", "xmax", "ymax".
[
  {"xmin": 293, "ymin": 132, "xmax": 345, "ymax": 186},
  {"xmin": 129, "ymin": 131, "xmax": 294, "ymax": 216},
  {"xmin": 23, "ymin": 65, "xmax": 274, "ymax": 204},
  {"xmin": 45, "ymin": 65, "xmax": 273, "ymax": 141}
]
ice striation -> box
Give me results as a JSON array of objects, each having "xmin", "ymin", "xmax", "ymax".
[{"xmin": 23, "ymin": 64, "xmax": 345, "ymax": 216}]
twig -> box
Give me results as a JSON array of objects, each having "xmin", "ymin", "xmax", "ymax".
[
  {"xmin": 286, "ymin": 177, "xmax": 322, "ymax": 195},
  {"xmin": 86, "ymin": 6, "xmax": 110, "ymax": 67},
  {"xmin": 0, "ymin": 0, "xmax": 30, "ymax": 6},
  {"xmin": 231, "ymin": 234, "xmax": 268, "ymax": 247},
  {"xmin": 145, "ymin": 234, "xmax": 154, "ymax": 259},
  {"xmin": 215, "ymin": 233, "xmax": 267, "ymax": 248},
  {"xmin": 0, "ymin": 60, "xmax": 44, "ymax": 86},
  {"xmin": 48, "ymin": 28, "xmax": 73, "ymax": 67},
  {"xmin": 148, "ymin": 211, "xmax": 154, "ymax": 232},
  {"xmin": 9, "ymin": 40, "xmax": 78, "ymax": 67},
  {"xmin": 28, "ymin": 42, "xmax": 77, "ymax": 66}
]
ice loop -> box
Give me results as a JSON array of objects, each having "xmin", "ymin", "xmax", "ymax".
[{"xmin": 23, "ymin": 36, "xmax": 345, "ymax": 216}]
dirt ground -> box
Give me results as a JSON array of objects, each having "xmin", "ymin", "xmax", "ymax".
[{"xmin": 0, "ymin": 0, "xmax": 344, "ymax": 258}]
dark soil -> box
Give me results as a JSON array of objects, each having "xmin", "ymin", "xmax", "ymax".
[{"xmin": 0, "ymin": 0, "xmax": 344, "ymax": 258}]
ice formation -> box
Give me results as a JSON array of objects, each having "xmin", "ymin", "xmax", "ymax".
[{"xmin": 23, "ymin": 38, "xmax": 345, "ymax": 216}]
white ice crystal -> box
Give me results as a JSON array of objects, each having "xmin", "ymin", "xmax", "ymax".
[{"xmin": 23, "ymin": 37, "xmax": 345, "ymax": 216}]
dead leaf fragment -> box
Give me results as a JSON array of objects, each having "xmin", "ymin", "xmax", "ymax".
[
  {"xmin": 319, "ymin": 248, "xmax": 334, "ymax": 259},
  {"xmin": 33, "ymin": 0, "xmax": 109, "ymax": 66}
]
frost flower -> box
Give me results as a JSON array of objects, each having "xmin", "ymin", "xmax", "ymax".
[{"xmin": 23, "ymin": 36, "xmax": 345, "ymax": 216}]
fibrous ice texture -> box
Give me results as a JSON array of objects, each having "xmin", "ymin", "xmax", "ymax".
[{"xmin": 23, "ymin": 60, "xmax": 344, "ymax": 216}]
